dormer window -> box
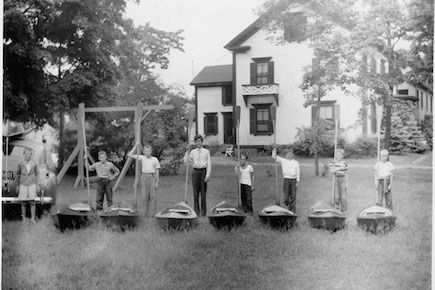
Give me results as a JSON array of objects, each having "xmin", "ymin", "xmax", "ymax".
[{"xmin": 250, "ymin": 57, "xmax": 274, "ymax": 85}]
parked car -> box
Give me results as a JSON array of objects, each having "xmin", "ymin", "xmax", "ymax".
[{"xmin": 2, "ymin": 139, "xmax": 57, "ymax": 220}]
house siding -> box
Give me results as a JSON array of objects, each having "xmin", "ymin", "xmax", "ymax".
[{"xmin": 196, "ymin": 86, "xmax": 232, "ymax": 145}]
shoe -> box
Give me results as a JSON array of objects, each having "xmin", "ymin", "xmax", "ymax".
[{"xmin": 30, "ymin": 219, "xmax": 37, "ymax": 224}]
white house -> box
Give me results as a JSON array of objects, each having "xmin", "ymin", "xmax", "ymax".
[{"xmin": 190, "ymin": 14, "xmax": 432, "ymax": 147}]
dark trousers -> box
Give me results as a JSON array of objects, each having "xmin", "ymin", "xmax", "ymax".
[
  {"xmin": 96, "ymin": 178, "xmax": 113, "ymax": 210},
  {"xmin": 283, "ymin": 178, "xmax": 297, "ymax": 213},
  {"xmin": 376, "ymin": 178, "xmax": 393, "ymax": 210},
  {"xmin": 192, "ymin": 168, "xmax": 207, "ymax": 216},
  {"xmin": 240, "ymin": 184, "xmax": 253, "ymax": 214}
]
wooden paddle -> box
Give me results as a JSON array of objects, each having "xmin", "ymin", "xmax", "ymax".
[
  {"xmin": 82, "ymin": 116, "xmax": 92, "ymax": 208},
  {"xmin": 184, "ymin": 105, "xmax": 196, "ymax": 203},
  {"xmin": 375, "ymin": 103, "xmax": 384, "ymax": 201},
  {"xmin": 331, "ymin": 120, "xmax": 339, "ymax": 207},
  {"xmin": 235, "ymin": 106, "xmax": 241, "ymax": 208},
  {"xmin": 4, "ymin": 119, "xmax": 9, "ymax": 194},
  {"xmin": 270, "ymin": 105, "xmax": 279, "ymax": 205}
]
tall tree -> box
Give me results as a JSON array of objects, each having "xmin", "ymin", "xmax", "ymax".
[{"xmin": 259, "ymin": 0, "xmax": 413, "ymax": 152}]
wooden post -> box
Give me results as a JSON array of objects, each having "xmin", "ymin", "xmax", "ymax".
[
  {"xmin": 133, "ymin": 102, "xmax": 144, "ymax": 208},
  {"xmin": 113, "ymin": 109, "xmax": 152, "ymax": 192},
  {"xmin": 184, "ymin": 106, "xmax": 195, "ymax": 203},
  {"xmin": 74, "ymin": 103, "xmax": 85, "ymax": 188}
]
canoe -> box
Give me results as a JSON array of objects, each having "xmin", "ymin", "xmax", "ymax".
[
  {"xmin": 208, "ymin": 201, "xmax": 247, "ymax": 230},
  {"xmin": 52, "ymin": 202, "xmax": 95, "ymax": 231},
  {"xmin": 357, "ymin": 205, "xmax": 396, "ymax": 234},
  {"xmin": 99, "ymin": 205, "xmax": 140, "ymax": 230},
  {"xmin": 307, "ymin": 201, "xmax": 346, "ymax": 232},
  {"xmin": 155, "ymin": 201, "xmax": 198, "ymax": 230},
  {"xmin": 2, "ymin": 196, "xmax": 54, "ymax": 220},
  {"xmin": 258, "ymin": 204, "xmax": 297, "ymax": 229}
]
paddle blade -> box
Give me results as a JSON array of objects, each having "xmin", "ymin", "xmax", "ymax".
[{"xmin": 235, "ymin": 106, "xmax": 241, "ymax": 122}]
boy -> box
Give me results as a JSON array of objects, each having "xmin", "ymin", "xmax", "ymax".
[
  {"xmin": 85, "ymin": 151, "xmax": 120, "ymax": 211},
  {"xmin": 235, "ymin": 154, "xmax": 254, "ymax": 214},
  {"xmin": 328, "ymin": 148, "xmax": 348, "ymax": 212},
  {"xmin": 128, "ymin": 144, "xmax": 161, "ymax": 217},
  {"xmin": 374, "ymin": 149, "xmax": 395, "ymax": 210},
  {"xmin": 272, "ymin": 146, "xmax": 300, "ymax": 213},
  {"xmin": 184, "ymin": 135, "xmax": 211, "ymax": 216},
  {"xmin": 16, "ymin": 148, "xmax": 39, "ymax": 223}
]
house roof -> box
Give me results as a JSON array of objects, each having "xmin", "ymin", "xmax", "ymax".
[
  {"xmin": 224, "ymin": 18, "xmax": 263, "ymax": 50},
  {"xmin": 190, "ymin": 64, "xmax": 232, "ymax": 86}
]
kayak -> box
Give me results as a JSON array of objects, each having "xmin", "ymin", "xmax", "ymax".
[
  {"xmin": 307, "ymin": 201, "xmax": 346, "ymax": 232},
  {"xmin": 258, "ymin": 204, "xmax": 297, "ymax": 230},
  {"xmin": 208, "ymin": 201, "xmax": 247, "ymax": 230},
  {"xmin": 357, "ymin": 205, "xmax": 396, "ymax": 234},
  {"xmin": 155, "ymin": 201, "xmax": 197, "ymax": 230},
  {"xmin": 52, "ymin": 202, "xmax": 95, "ymax": 231},
  {"xmin": 99, "ymin": 204, "xmax": 140, "ymax": 230}
]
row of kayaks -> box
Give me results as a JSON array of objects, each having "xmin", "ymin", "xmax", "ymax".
[{"xmin": 50, "ymin": 200, "xmax": 396, "ymax": 234}]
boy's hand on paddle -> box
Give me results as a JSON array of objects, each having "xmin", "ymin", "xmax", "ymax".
[{"xmin": 251, "ymin": 185, "xmax": 255, "ymax": 192}]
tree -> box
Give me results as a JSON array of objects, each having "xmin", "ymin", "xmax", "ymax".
[
  {"xmin": 259, "ymin": 0, "xmax": 418, "ymax": 153},
  {"xmin": 3, "ymin": 0, "xmax": 55, "ymax": 125}
]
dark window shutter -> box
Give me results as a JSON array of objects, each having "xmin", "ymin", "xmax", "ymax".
[
  {"xmin": 214, "ymin": 114, "xmax": 218, "ymax": 135},
  {"xmin": 250, "ymin": 63, "xmax": 256, "ymax": 85},
  {"xmin": 268, "ymin": 61, "xmax": 274, "ymax": 84},
  {"xmin": 250, "ymin": 108, "xmax": 256, "ymax": 135},
  {"xmin": 311, "ymin": 105, "xmax": 319, "ymax": 126},
  {"xmin": 203, "ymin": 115, "xmax": 208, "ymax": 135},
  {"xmin": 333, "ymin": 105, "xmax": 340, "ymax": 128},
  {"xmin": 268, "ymin": 107, "xmax": 273, "ymax": 135},
  {"xmin": 221, "ymin": 87, "xmax": 225, "ymax": 106}
]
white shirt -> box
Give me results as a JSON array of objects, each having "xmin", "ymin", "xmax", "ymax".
[
  {"xmin": 374, "ymin": 161, "xmax": 394, "ymax": 178},
  {"xmin": 235, "ymin": 164, "xmax": 254, "ymax": 186},
  {"xmin": 136, "ymin": 156, "xmax": 161, "ymax": 173},
  {"xmin": 275, "ymin": 156, "xmax": 300, "ymax": 181},
  {"xmin": 184, "ymin": 147, "xmax": 211, "ymax": 178}
]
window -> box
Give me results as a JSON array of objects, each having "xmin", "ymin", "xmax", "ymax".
[
  {"xmin": 221, "ymin": 85, "xmax": 232, "ymax": 106},
  {"xmin": 283, "ymin": 12, "xmax": 307, "ymax": 42},
  {"xmin": 311, "ymin": 101, "xmax": 340, "ymax": 128},
  {"xmin": 256, "ymin": 63, "xmax": 268, "ymax": 85},
  {"xmin": 250, "ymin": 58, "xmax": 274, "ymax": 85},
  {"xmin": 203, "ymin": 113, "xmax": 218, "ymax": 135},
  {"xmin": 250, "ymin": 104, "xmax": 273, "ymax": 136},
  {"xmin": 370, "ymin": 103, "xmax": 377, "ymax": 134},
  {"xmin": 397, "ymin": 89, "xmax": 408, "ymax": 95}
]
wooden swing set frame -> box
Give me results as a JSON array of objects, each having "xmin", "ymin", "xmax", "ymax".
[{"xmin": 56, "ymin": 102, "xmax": 174, "ymax": 193}]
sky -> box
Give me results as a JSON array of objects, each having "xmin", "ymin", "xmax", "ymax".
[{"xmin": 125, "ymin": 0, "xmax": 266, "ymax": 97}]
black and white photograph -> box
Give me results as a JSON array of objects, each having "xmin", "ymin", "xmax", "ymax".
[{"xmin": 2, "ymin": 0, "xmax": 433, "ymax": 288}]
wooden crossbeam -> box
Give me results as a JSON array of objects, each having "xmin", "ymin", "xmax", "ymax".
[
  {"xmin": 56, "ymin": 144, "xmax": 79, "ymax": 184},
  {"xmin": 83, "ymin": 105, "xmax": 174, "ymax": 113}
]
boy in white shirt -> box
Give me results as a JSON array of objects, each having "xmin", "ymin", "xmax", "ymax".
[
  {"xmin": 235, "ymin": 154, "xmax": 254, "ymax": 214},
  {"xmin": 374, "ymin": 149, "xmax": 395, "ymax": 210},
  {"xmin": 272, "ymin": 146, "xmax": 300, "ymax": 213},
  {"xmin": 128, "ymin": 144, "xmax": 161, "ymax": 217}
]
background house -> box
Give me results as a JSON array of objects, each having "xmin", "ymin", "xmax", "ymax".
[{"xmin": 190, "ymin": 15, "xmax": 433, "ymax": 147}]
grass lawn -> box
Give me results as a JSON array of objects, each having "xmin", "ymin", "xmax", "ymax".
[{"xmin": 2, "ymin": 161, "xmax": 432, "ymax": 289}]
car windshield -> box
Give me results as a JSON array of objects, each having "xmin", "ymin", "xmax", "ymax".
[{"xmin": 2, "ymin": 144, "xmax": 34, "ymax": 157}]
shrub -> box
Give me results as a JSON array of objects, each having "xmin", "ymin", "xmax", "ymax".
[
  {"xmin": 207, "ymin": 141, "xmax": 221, "ymax": 156},
  {"xmin": 344, "ymin": 136, "xmax": 378, "ymax": 158},
  {"xmin": 420, "ymin": 115, "xmax": 433, "ymax": 149}
]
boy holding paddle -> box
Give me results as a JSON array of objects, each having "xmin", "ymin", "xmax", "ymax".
[
  {"xmin": 234, "ymin": 154, "xmax": 255, "ymax": 214},
  {"xmin": 374, "ymin": 149, "xmax": 395, "ymax": 210},
  {"xmin": 271, "ymin": 146, "xmax": 300, "ymax": 213},
  {"xmin": 328, "ymin": 148, "xmax": 348, "ymax": 212}
]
